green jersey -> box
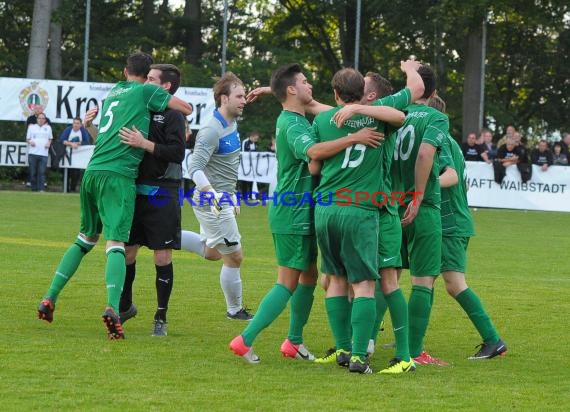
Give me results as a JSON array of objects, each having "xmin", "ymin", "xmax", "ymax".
[
  {"xmin": 439, "ymin": 134, "xmax": 475, "ymax": 237},
  {"xmin": 375, "ymin": 88, "xmax": 412, "ymax": 215},
  {"xmin": 269, "ymin": 110, "xmax": 317, "ymax": 235},
  {"xmin": 392, "ymin": 103, "xmax": 449, "ymax": 208},
  {"xmin": 87, "ymin": 81, "xmax": 171, "ymax": 179},
  {"xmin": 313, "ymin": 105, "xmax": 389, "ymax": 211}
]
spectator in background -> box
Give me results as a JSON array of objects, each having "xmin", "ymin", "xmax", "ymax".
[
  {"xmin": 495, "ymin": 136, "xmax": 532, "ymax": 183},
  {"xmin": 268, "ymin": 136, "xmax": 276, "ymax": 153},
  {"xmin": 240, "ymin": 130, "xmax": 260, "ymax": 198},
  {"xmin": 552, "ymin": 142, "xmax": 568, "ymax": 166},
  {"xmin": 559, "ymin": 132, "xmax": 570, "ymax": 156},
  {"xmin": 59, "ymin": 117, "xmax": 91, "ymax": 192},
  {"xmin": 480, "ymin": 128, "xmax": 497, "ymax": 162},
  {"xmin": 26, "ymin": 104, "xmax": 51, "ymax": 127},
  {"xmin": 461, "ymin": 132, "xmax": 487, "ymax": 162},
  {"xmin": 497, "ymin": 124, "xmax": 516, "ymax": 148},
  {"xmin": 26, "ymin": 114, "xmax": 53, "ymax": 192},
  {"xmin": 531, "ymin": 140, "xmax": 553, "ymax": 172},
  {"xmin": 494, "ymin": 136, "xmax": 522, "ymax": 183},
  {"xmin": 25, "ymin": 104, "xmax": 52, "ymax": 188}
]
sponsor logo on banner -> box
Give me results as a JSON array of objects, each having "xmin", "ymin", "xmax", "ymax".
[{"xmin": 19, "ymin": 81, "xmax": 49, "ymax": 117}]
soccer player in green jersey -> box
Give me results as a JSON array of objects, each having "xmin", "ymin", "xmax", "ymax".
[
  {"xmin": 389, "ymin": 64, "xmax": 450, "ymax": 365},
  {"xmin": 314, "ymin": 62, "xmax": 424, "ymax": 373},
  {"xmin": 428, "ymin": 95, "xmax": 507, "ymax": 360},
  {"xmin": 230, "ymin": 64, "xmax": 383, "ymax": 363},
  {"xmin": 310, "ymin": 68, "xmax": 405, "ymax": 374},
  {"xmin": 37, "ymin": 52, "xmax": 192, "ymax": 339}
]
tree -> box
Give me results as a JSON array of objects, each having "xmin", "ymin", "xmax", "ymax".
[
  {"xmin": 27, "ymin": 0, "xmax": 53, "ymax": 78},
  {"xmin": 48, "ymin": 0, "xmax": 62, "ymax": 79}
]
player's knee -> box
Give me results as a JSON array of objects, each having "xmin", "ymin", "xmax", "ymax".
[
  {"xmin": 75, "ymin": 236, "xmax": 96, "ymax": 255},
  {"xmin": 154, "ymin": 250, "xmax": 172, "ymax": 266},
  {"xmin": 225, "ymin": 249, "xmax": 243, "ymax": 266}
]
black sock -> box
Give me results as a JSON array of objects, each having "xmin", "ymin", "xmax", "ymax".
[
  {"xmin": 119, "ymin": 262, "xmax": 136, "ymax": 312},
  {"xmin": 155, "ymin": 263, "xmax": 173, "ymax": 322}
]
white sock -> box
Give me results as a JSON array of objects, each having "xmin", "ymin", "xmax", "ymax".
[
  {"xmin": 220, "ymin": 265, "xmax": 242, "ymax": 314},
  {"xmin": 180, "ymin": 230, "xmax": 205, "ymax": 257}
]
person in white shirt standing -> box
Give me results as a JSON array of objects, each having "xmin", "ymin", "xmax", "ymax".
[{"xmin": 26, "ymin": 114, "xmax": 53, "ymax": 192}]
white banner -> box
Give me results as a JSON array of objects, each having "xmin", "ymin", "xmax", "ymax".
[
  {"xmin": 181, "ymin": 151, "xmax": 277, "ymax": 185},
  {"xmin": 0, "ymin": 141, "xmax": 28, "ymax": 166},
  {"xmin": 0, "ymin": 142, "xmax": 278, "ymax": 186},
  {"xmin": 466, "ymin": 162, "xmax": 570, "ymax": 212},
  {"xmin": 0, "ymin": 77, "xmax": 214, "ymax": 129}
]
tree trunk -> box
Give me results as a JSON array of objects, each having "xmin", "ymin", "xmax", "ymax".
[
  {"xmin": 461, "ymin": 26, "xmax": 484, "ymax": 140},
  {"xmin": 27, "ymin": 0, "xmax": 52, "ymax": 79},
  {"xmin": 48, "ymin": 0, "xmax": 62, "ymax": 79},
  {"xmin": 184, "ymin": 0, "xmax": 202, "ymax": 65}
]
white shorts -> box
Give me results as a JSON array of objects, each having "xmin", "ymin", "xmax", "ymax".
[{"xmin": 192, "ymin": 205, "xmax": 242, "ymax": 255}]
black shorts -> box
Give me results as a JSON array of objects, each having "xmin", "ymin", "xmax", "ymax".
[{"xmin": 127, "ymin": 188, "xmax": 181, "ymax": 250}]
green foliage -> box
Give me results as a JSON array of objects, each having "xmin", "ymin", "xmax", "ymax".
[
  {"xmin": 0, "ymin": 0, "xmax": 567, "ymax": 136},
  {"xmin": 1, "ymin": 192, "xmax": 570, "ymax": 410}
]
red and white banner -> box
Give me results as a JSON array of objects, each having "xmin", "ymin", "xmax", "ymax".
[
  {"xmin": 465, "ymin": 162, "xmax": 570, "ymax": 212},
  {"xmin": 0, "ymin": 77, "xmax": 214, "ymax": 129}
]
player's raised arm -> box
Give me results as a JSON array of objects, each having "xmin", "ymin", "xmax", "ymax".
[
  {"xmin": 167, "ymin": 96, "xmax": 193, "ymax": 116},
  {"xmin": 307, "ymin": 127, "xmax": 384, "ymax": 161},
  {"xmin": 401, "ymin": 59, "xmax": 425, "ymax": 102},
  {"xmin": 304, "ymin": 99, "xmax": 333, "ymax": 115},
  {"xmin": 246, "ymin": 86, "xmax": 272, "ymax": 103},
  {"xmin": 332, "ymin": 104, "xmax": 405, "ymax": 128}
]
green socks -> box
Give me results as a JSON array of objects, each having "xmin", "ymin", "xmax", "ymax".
[
  {"xmin": 370, "ymin": 281, "xmax": 388, "ymax": 342},
  {"xmin": 105, "ymin": 246, "xmax": 126, "ymax": 312},
  {"xmin": 385, "ymin": 288, "xmax": 410, "ymax": 361},
  {"xmin": 242, "ymin": 283, "xmax": 292, "ymax": 347},
  {"xmin": 288, "ymin": 283, "xmax": 315, "ymax": 344},
  {"xmin": 455, "ymin": 288, "xmax": 500, "ymax": 344},
  {"xmin": 351, "ymin": 297, "xmax": 376, "ymax": 358},
  {"xmin": 408, "ymin": 285, "xmax": 433, "ymax": 358},
  {"xmin": 46, "ymin": 238, "xmax": 94, "ymax": 302},
  {"xmin": 325, "ymin": 296, "xmax": 352, "ymax": 351}
]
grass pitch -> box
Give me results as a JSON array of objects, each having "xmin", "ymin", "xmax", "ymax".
[{"xmin": 1, "ymin": 191, "xmax": 569, "ymax": 411}]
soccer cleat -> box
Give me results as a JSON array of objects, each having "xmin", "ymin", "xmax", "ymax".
[
  {"xmin": 119, "ymin": 304, "xmax": 138, "ymax": 324},
  {"xmin": 314, "ymin": 347, "xmax": 337, "ymax": 364},
  {"xmin": 37, "ymin": 297, "xmax": 55, "ymax": 323},
  {"xmin": 348, "ymin": 355, "xmax": 373, "ymax": 374},
  {"xmin": 280, "ymin": 339, "xmax": 315, "ymax": 361},
  {"xmin": 413, "ymin": 351, "xmax": 449, "ymax": 366},
  {"xmin": 229, "ymin": 335, "xmax": 260, "ymax": 364},
  {"xmin": 379, "ymin": 358, "xmax": 416, "ymax": 374},
  {"xmin": 336, "ymin": 349, "xmax": 352, "ymax": 367},
  {"xmin": 226, "ymin": 308, "xmax": 254, "ymax": 321},
  {"xmin": 151, "ymin": 319, "xmax": 168, "ymax": 337},
  {"xmin": 102, "ymin": 307, "xmax": 125, "ymax": 340},
  {"xmin": 468, "ymin": 339, "xmax": 507, "ymax": 360}
]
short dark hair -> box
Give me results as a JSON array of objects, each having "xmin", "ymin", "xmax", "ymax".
[
  {"xmin": 213, "ymin": 72, "xmax": 244, "ymax": 107},
  {"xmin": 270, "ymin": 63, "xmax": 303, "ymax": 103},
  {"xmin": 418, "ymin": 65, "xmax": 437, "ymax": 99},
  {"xmin": 150, "ymin": 63, "xmax": 181, "ymax": 95},
  {"xmin": 364, "ymin": 72, "xmax": 393, "ymax": 99},
  {"xmin": 331, "ymin": 68, "xmax": 364, "ymax": 103},
  {"xmin": 73, "ymin": 117, "xmax": 82, "ymax": 123},
  {"xmin": 126, "ymin": 52, "xmax": 153, "ymax": 78}
]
